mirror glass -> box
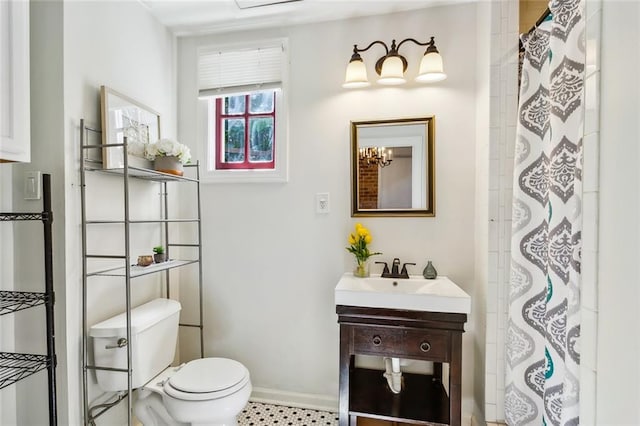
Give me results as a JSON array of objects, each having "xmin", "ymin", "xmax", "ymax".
[{"xmin": 351, "ymin": 117, "xmax": 434, "ymax": 217}]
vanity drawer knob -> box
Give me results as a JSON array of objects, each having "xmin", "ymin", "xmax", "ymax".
[
  {"xmin": 372, "ymin": 335, "xmax": 382, "ymax": 346},
  {"xmin": 420, "ymin": 342, "xmax": 431, "ymax": 352}
]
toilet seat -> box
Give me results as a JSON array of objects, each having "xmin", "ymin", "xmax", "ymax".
[{"xmin": 163, "ymin": 358, "xmax": 250, "ymax": 401}]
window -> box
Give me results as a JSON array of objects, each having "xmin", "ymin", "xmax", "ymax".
[
  {"xmin": 215, "ymin": 91, "xmax": 276, "ymax": 170},
  {"xmin": 198, "ymin": 39, "xmax": 288, "ymax": 183}
]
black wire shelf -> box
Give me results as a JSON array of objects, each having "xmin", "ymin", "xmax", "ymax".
[
  {"xmin": 0, "ymin": 212, "xmax": 46, "ymax": 221},
  {"xmin": 0, "ymin": 352, "xmax": 51, "ymax": 390},
  {"xmin": 0, "ymin": 291, "xmax": 48, "ymax": 315},
  {"xmin": 1, "ymin": 173, "xmax": 57, "ymax": 425}
]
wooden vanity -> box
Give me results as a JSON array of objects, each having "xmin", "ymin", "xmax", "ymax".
[{"xmin": 336, "ymin": 305, "xmax": 467, "ymax": 426}]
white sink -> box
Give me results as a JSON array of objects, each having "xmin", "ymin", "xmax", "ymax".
[{"xmin": 334, "ymin": 273, "xmax": 471, "ymax": 314}]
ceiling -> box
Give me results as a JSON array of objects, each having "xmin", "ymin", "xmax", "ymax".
[{"xmin": 139, "ymin": 0, "xmax": 470, "ymax": 36}]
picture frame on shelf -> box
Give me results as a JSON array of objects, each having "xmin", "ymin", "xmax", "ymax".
[{"xmin": 100, "ymin": 85, "xmax": 160, "ymax": 169}]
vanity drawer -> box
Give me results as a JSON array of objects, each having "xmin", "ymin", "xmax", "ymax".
[
  {"xmin": 352, "ymin": 326, "xmax": 404, "ymax": 356},
  {"xmin": 351, "ymin": 326, "xmax": 450, "ymax": 361},
  {"xmin": 403, "ymin": 329, "xmax": 449, "ymax": 362}
]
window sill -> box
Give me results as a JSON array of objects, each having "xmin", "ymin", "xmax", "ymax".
[{"xmin": 201, "ymin": 167, "xmax": 288, "ymax": 184}]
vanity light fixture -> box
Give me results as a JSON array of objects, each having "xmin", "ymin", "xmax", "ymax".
[
  {"xmin": 359, "ymin": 146, "xmax": 393, "ymax": 168},
  {"xmin": 343, "ymin": 37, "xmax": 446, "ymax": 88}
]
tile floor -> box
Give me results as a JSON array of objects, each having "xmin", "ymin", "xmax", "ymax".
[
  {"xmin": 238, "ymin": 402, "xmax": 338, "ymax": 425},
  {"xmin": 238, "ymin": 402, "xmax": 418, "ymax": 426}
]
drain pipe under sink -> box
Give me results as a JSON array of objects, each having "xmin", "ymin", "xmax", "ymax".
[{"xmin": 383, "ymin": 357, "xmax": 403, "ymax": 394}]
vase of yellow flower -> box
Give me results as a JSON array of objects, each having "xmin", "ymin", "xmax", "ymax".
[
  {"xmin": 354, "ymin": 259, "xmax": 370, "ymax": 278},
  {"xmin": 346, "ymin": 223, "xmax": 382, "ymax": 278}
]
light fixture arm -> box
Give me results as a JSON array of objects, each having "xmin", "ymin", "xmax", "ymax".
[
  {"xmin": 351, "ymin": 40, "xmax": 389, "ymax": 56},
  {"xmin": 374, "ymin": 39, "xmax": 407, "ymax": 75},
  {"xmin": 396, "ymin": 36, "xmax": 437, "ymax": 52}
]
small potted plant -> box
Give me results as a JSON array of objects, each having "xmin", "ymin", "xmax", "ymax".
[{"xmin": 153, "ymin": 245, "xmax": 166, "ymax": 263}]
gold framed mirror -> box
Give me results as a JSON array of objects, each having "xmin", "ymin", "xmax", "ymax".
[{"xmin": 351, "ymin": 117, "xmax": 435, "ymax": 217}]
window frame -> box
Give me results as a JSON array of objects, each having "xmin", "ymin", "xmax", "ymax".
[
  {"xmin": 214, "ymin": 92, "xmax": 277, "ymax": 170},
  {"xmin": 199, "ymin": 38, "xmax": 289, "ymax": 184}
]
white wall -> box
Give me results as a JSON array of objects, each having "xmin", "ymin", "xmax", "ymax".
[
  {"xmin": 0, "ymin": 167, "xmax": 16, "ymax": 425},
  {"xmin": 63, "ymin": 2, "xmax": 176, "ymax": 424},
  {"xmin": 178, "ymin": 3, "xmax": 479, "ymax": 418},
  {"xmin": 11, "ymin": 2, "xmax": 65, "ymax": 424},
  {"xmin": 596, "ymin": 1, "xmax": 640, "ymax": 424},
  {"xmin": 8, "ymin": 1, "xmax": 176, "ymax": 424}
]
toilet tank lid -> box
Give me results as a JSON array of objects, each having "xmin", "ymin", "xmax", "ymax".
[{"xmin": 89, "ymin": 298, "xmax": 181, "ymax": 338}]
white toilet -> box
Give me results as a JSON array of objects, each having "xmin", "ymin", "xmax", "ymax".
[{"xmin": 90, "ymin": 298, "xmax": 252, "ymax": 426}]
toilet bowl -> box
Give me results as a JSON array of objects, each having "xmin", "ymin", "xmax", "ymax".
[
  {"xmin": 89, "ymin": 299, "xmax": 252, "ymax": 426},
  {"xmin": 135, "ymin": 358, "xmax": 252, "ymax": 426}
]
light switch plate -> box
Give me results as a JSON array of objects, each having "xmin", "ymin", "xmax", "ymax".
[
  {"xmin": 316, "ymin": 192, "xmax": 330, "ymax": 214},
  {"xmin": 24, "ymin": 171, "xmax": 42, "ymax": 200}
]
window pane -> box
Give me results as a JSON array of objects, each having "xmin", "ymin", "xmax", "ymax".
[
  {"xmin": 249, "ymin": 91, "xmax": 274, "ymax": 114},
  {"xmin": 249, "ymin": 117, "xmax": 274, "ymax": 162},
  {"xmin": 223, "ymin": 118, "xmax": 245, "ymax": 162},
  {"xmin": 224, "ymin": 95, "xmax": 246, "ymax": 115}
]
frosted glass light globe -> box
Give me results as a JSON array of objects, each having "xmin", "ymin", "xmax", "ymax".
[
  {"xmin": 343, "ymin": 59, "xmax": 370, "ymax": 89},
  {"xmin": 378, "ymin": 56, "xmax": 406, "ymax": 85},
  {"xmin": 416, "ymin": 51, "xmax": 447, "ymax": 83}
]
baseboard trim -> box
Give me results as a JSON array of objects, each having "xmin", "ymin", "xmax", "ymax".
[{"xmin": 250, "ymin": 387, "xmax": 339, "ymax": 412}]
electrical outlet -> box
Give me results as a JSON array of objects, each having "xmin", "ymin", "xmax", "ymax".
[{"xmin": 316, "ymin": 192, "xmax": 330, "ymax": 214}]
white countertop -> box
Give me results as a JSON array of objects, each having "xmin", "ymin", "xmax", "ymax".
[{"xmin": 335, "ymin": 273, "xmax": 471, "ymax": 314}]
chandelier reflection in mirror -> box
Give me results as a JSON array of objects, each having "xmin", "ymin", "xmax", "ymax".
[
  {"xmin": 359, "ymin": 146, "xmax": 393, "ymax": 168},
  {"xmin": 343, "ymin": 36, "xmax": 446, "ymax": 88}
]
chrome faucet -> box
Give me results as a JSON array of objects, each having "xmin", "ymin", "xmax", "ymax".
[{"xmin": 376, "ymin": 258, "xmax": 416, "ymax": 279}]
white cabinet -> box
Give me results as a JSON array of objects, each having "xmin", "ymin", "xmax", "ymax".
[{"xmin": 0, "ymin": 0, "xmax": 30, "ymax": 163}]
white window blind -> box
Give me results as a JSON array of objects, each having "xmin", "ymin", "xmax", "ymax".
[{"xmin": 198, "ymin": 43, "xmax": 284, "ymax": 97}]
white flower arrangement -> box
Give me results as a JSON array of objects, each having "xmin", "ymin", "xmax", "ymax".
[{"xmin": 143, "ymin": 139, "xmax": 192, "ymax": 165}]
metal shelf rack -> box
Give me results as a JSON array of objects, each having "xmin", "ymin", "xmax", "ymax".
[
  {"xmin": 79, "ymin": 119, "xmax": 204, "ymax": 426},
  {"xmin": 0, "ymin": 291, "xmax": 48, "ymax": 315},
  {"xmin": 0, "ymin": 173, "xmax": 58, "ymax": 425},
  {"xmin": 0, "ymin": 352, "xmax": 51, "ymax": 389}
]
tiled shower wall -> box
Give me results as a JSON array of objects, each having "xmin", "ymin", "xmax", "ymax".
[
  {"xmin": 485, "ymin": 1, "xmax": 518, "ymax": 421},
  {"xmin": 578, "ymin": 0, "xmax": 602, "ymax": 423},
  {"xmin": 485, "ymin": 0, "xmax": 600, "ymax": 423}
]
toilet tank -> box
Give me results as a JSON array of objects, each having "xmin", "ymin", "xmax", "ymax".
[{"xmin": 90, "ymin": 298, "xmax": 181, "ymax": 392}]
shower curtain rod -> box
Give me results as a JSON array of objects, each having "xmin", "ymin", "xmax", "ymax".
[
  {"xmin": 527, "ymin": 7, "xmax": 552, "ymax": 35},
  {"xmin": 519, "ymin": 7, "xmax": 552, "ymax": 51}
]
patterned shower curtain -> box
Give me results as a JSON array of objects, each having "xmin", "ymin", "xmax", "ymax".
[{"xmin": 505, "ymin": 1, "xmax": 584, "ymax": 425}]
